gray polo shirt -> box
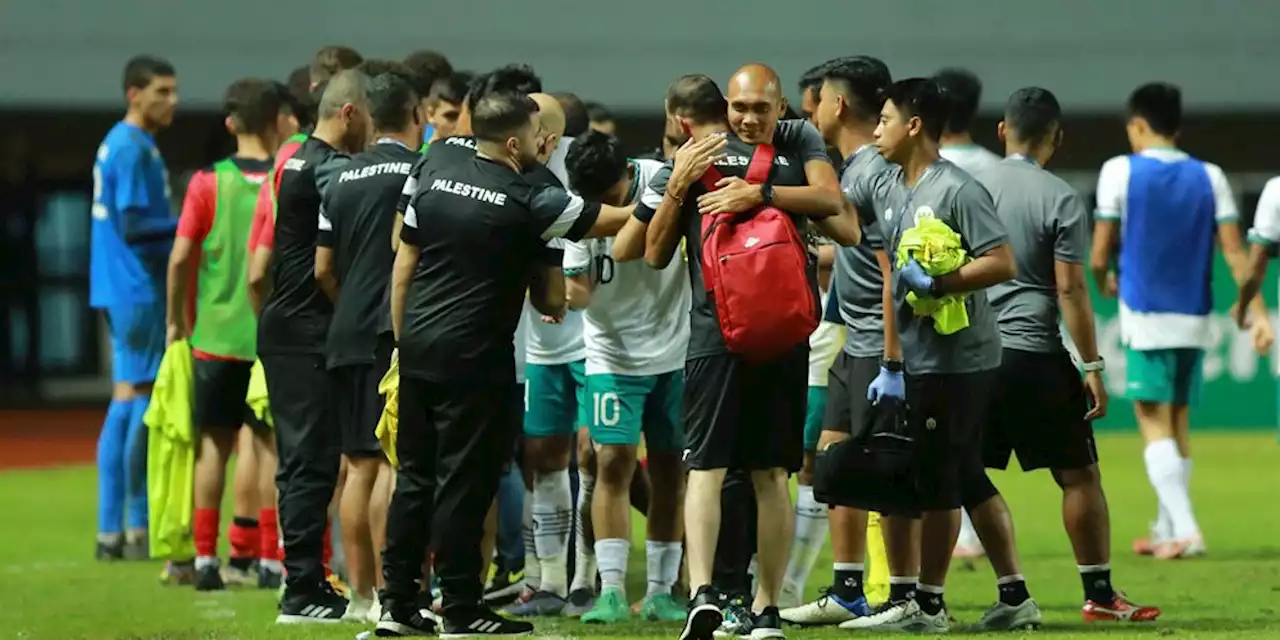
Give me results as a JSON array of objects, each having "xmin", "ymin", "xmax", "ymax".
[
  {"xmin": 835, "ymin": 145, "xmax": 892, "ymax": 358},
  {"xmin": 970, "ymin": 156, "xmax": 1088, "ymax": 353},
  {"xmin": 845, "ymin": 159, "xmax": 1008, "ymax": 374}
]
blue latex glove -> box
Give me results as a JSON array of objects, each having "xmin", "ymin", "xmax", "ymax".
[
  {"xmin": 900, "ymin": 258, "xmax": 935, "ymax": 296},
  {"xmin": 866, "ymin": 365, "xmax": 905, "ymax": 404}
]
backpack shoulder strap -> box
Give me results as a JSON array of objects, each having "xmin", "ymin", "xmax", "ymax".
[
  {"xmin": 698, "ymin": 164, "xmax": 724, "ymax": 191},
  {"xmin": 745, "ymin": 144, "xmax": 776, "ymax": 185}
]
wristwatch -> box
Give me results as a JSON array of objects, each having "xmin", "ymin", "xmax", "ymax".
[
  {"xmin": 760, "ymin": 182, "xmax": 775, "ymax": 206},
  {"xmin": 881, "ymin": 359, "xmax": 903, "ymax": 373},
  {"xmin": 1082, "ymin": 357, "xmax": 1106, "ymax": 373}
]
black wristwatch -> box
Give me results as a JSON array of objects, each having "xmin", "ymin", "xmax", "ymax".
[
  {"xmin": 760, "ymin": 182, "xmax": 775, "ymax": 206},
  {"xmin": 881, "ymin": 359, "xmax": 903, "ymax": 373}
]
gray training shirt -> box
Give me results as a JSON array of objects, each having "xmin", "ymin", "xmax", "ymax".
[
  {"xmin": 970, "ymin": 156, "xmax": 1089, "ymax": 353},
  {"xmin": 845, "ymin": 159, "xmax": 1008, "ymax": 375},
  {"xmin": 835, "ymin": 145, "xmax": 892, "ymax": 358}
]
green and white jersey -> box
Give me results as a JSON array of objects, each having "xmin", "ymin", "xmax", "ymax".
[{"xmin": 564, "ymin": 158, "xmax": 689, "ymax": 376}]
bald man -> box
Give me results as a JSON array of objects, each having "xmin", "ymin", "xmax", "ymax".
[
  {"xmin": 505, "ymin": 91, "xmax": 592, "ymax": 619},
  {"xmin": 261, "ymin": 69, "xmax": 373, "ymax": 624}
]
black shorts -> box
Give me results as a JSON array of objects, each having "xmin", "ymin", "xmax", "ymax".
[
  {"xmin": 985, "ymin": 348, "xmax": 1098, "ymax": 472},
  {"xmin": 331, "ymin": 340, "xmax": 394, "ymax": 458},
  {"xmin": 905, "ymin": 371, "xmax": 994, "ymax": 511},
  {"xmin": 823, "ymin": 352, "xmax": 880, "ymax": 440},
  {"xmin": 193, "ymin": 358, "xmax": 253, "ymax": 430},
  {"xmin": 683, "ymin": 350, "xmax": 807, "ymax": 472}
]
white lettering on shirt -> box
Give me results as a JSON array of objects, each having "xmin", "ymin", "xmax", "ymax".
[
  {"xmin": 338, "ymin": 161, "xmax": 413, "ymax": 183},
  {"xmin": 283, "ymin": 158, "xmax": 307, "ymax": 172},
  {"xmin": 429, "ymin": 179, "xmax": 508, "ymax": 206},
  {"xmin": 715, "ymin": 154, "xmax": 791, "ymax": 168},
  {"xmin": 446, "ymin": 137, "xmax": 478, "ymax": 150}
]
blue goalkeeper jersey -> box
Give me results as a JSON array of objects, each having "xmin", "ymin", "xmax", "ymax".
[{"xmin": 90, "ymin": 121, "xmax": 176, "ymax": 308}]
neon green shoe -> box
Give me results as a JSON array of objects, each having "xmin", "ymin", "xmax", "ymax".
[
  {"xmin": 582, "ymin": 587, "xmax": 631, "ymax": 624},
  {"xmin": 641, "ymin": 592, "xmax": 687, "ymax": 622}
]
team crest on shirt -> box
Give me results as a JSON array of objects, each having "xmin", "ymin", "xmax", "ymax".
[
  {"xmin": 913, "ymin": 206, "xmax": 936, "ymax": 223},
  {"xmin": 883, "ymin": 207, "xmax": 893, "ymax": 221}
]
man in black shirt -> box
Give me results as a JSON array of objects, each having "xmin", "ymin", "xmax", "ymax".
[
  {"xmin": 616, "ymin": 69, "xmax": 860, "ymax": 640},
  {"xmin": 313, "ymin": 72, "xmax": 421, "ymax": 623},
  {"xmin": 258, "ymin": 69, "xmax": 373, "ymax": 624},
  {"xmin": 378, "ymin": 91, "xmax": 634, "ymax": 637}
]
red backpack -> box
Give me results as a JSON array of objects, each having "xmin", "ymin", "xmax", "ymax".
[{"xmin": 699, "ymin": 143, "xmax": 819, "ymax": 362}]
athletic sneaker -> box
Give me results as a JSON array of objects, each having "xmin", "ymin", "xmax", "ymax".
[
  {"xmin": 122, "ymin": 535, "xmax": 149, "ymax": 561},
  {"xmin": 641, "ymin": 592, "xmax": 687, "ymax": 622},
  {"xmin": 680, "ymin": 587, "xmax": 724, "ymax": 640},
  {"xmin": 563, "ymin": 588, "xmax": 595, "ymax": 617},
  {"xmin": 777, "ymin": 585, "xmax": 803, "ymax": 610},
  {"xmin": 440, "ymin": 606, "xmax": 534, "ymax": 638},
  {"xmin": 345, "ymin": 594, "xmax": 377, "ymax": 623},
  {"xmin": 327, "ymin": 572, "xmax": 352, "ymax": 598},
  {"xmin": 195, "ymin": 560, "xmax": 225, "ymax": 592},
  {"xmin": 1132, "ymin": 521, "xmax": 1164, "ymax": 556},
  {"xmin": 582, "ymin": 587, "xmax": 630, "ymax": 624},
  {"xmin": 258, "ymin": 560, "xmax": 284, "ymax": 589},
  {"xmin": 501, "ymin": 590, "xmax": 565, "ymax": 617},
  {"xmin": 1153, "ymin": 535, "xmax": 1206, "ymax": 560},
  {"xmin": 276, "ymin": 581, "xmax": 348, "ymax": 624},
  {"xmin": 972, "ymin": 598, "xmax": 1042, "ymax": 631},
  {"xmin": 839, "ymin": 598, "xmax": 948, "ymax": 633},
  {"xmin": 747, "ymin": 607, "xmax": 786, "ymax": 639},
  {"xmin": 223, "ymin": 561, "xmax": 258, "ymax": 587},
  {"xmin": 1082, "ymin": 592, "xmax": 1161, "ymax": 622},
  {"xmin": 376, "ymin": 601, "xmax": 438, "ymax": 637},
  {"xmin": 95, "ymin": 539, "xmax": 123, "ymax": 562},
  {"xmin": 484, "ymin": 561, "xmax": 525, "ymax": 604},
  {"xmin": 159, "ymin": 560, "xmax": 196, "ymax": 586},
  {"xmin": 838, "ymin": 599, "xmax": 909, "ymax": 630},
  {"xmin": 780, "ymin": 589, "xmax": 872, "ymax": 626},
  {"xmin": 713, "ymin": 597, "xmax": 751, "ymax": 638}
]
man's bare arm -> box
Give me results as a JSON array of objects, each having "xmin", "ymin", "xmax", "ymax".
[
  {"xmin": 166, "ymin": 236, "xmax": 196, "ymax": 338},
  {"xmin": 390, "ymin": 242, "xmax": 419, "ymax": 341},
  {"xmin": 529, "ymin": 264, "xmax": 568, "ymax": 317},
  {"xmin": 612, "ymin": 216, "xmax": 648, "ymax": 262},
  {"xmin": 1219, "ymin": 221, "xmax": 1269, "ymax": 322},
  {"xmin": 314, "ymin": 246, "xmax": 340, "ymax": 303},
  {"xmin": 566, "ymin": 274, "xmax": 593, "ymax": 310},
  {"xmin": 248, "ymin": 247, "xmax": 272, "ymax": 317},
  {"xmin": 876, "ymin": 249, "xmax": 901, "ymax": 361},
  {"xmin": 1089, "ymin": 220, "xmax": 1119, "ymax": 298}
]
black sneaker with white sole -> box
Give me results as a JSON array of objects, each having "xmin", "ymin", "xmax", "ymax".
[
  {"xmin": 747, "ymin": 606, "xmax": 785, "ymax": 639},
  {"xmin": 276, "ymin": 581, "xmax": 348, "ymax": 624},
  {"xmin": 376, "ymin": 601, "xmax": 439, "ymax": 637},
  {"xmin": 194, "ymin": 563, "xmax": 225, "ymax": 592},
  {"xmin": 681, "ymin": 586, "xmax": 724, "ymax": 640},
  {"xmin": 441, "ymin": 606, "xmax": 534, "ymax": 638}
]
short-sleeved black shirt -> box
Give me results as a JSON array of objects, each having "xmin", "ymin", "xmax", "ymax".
[
  {"xmin": 398, "ymin": 156, "xmax": 602, "ymax": 383},
  {"xmin": 317, "ymin": 139, "xmax": 417, "ymax": 368},
  {"xmin": 633, "ymin": 132, "xmax": 818, "ymax": 359},
  {"xmin": 397, "ymin": 135, "xmax": 478, "ymax": 215},
  {"xmin": 259, "ymin": 137, "xmax": 348, "ymax": 355}
]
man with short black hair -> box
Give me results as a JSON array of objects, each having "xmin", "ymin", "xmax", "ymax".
[
  {"xmin": 967, "ymin": 86, "xmax": 1163, "ymax": 627},
  {"xmin": 379, "ymin": 90, "xmax": 635, "ymax": 637},
  {"xmin": 167, "ymin": 77, "xmax": 289, "ymax": 591},
  {"xmin": 258, "ymin": 69, "xmax": 373, "ymax": 624},
  {"xmin": 797, "ymin": 62, "xmax": 829, "ymax": 124},
  {"xmin": 933, "ymin": 68, "xmax": 1001, "ymax": 203},
  {"xmin": 425, "ymin": 72, "xmax": 473, "ymax": 144},
  {"xmin": 781, "ymin": 55, "xmax": 896, "ymax": 626},
  {"xmin": 92, "ymin": 54, "xmax": 178, "ymax": 564},
  {"xmin": 402, "ymin": 49, "xmax": 454, "ymax": 146},
  {"xmin": 314, "ymin": 71, "xmax": 424, "ymax": 623},
  {"xmin": 585, "ymin": 101, "xmax": 616, "ymax": 136},
  {"xmin": 1090, "ymin": 82, "xmax": 1270, "ymax": 561},
  {"xmin": 561, "ymin": 131, "xmax": 689, "ymax": 624},
  {"xmin": 840, "ymin": 77, "xmax": 1015, "ymax": 633}
]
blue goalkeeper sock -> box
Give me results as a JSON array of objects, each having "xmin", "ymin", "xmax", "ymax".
[
  {"xmin": 96, "ymin": 399, "xmax": 133, "ymax": 535},
  {"xmin": 124, "ymin": 395, "xmax": 151, "ymax": 531}
]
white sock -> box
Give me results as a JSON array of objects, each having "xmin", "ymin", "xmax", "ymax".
[
  {"xmin": 195, "ymin": 555, "xmax": 218, "ymax": 570},
  {"xmin": 1143, "ymin": 439, "xmax": 1200, "ymax": 540},
  {"xmin": 956, "ymin": 510, "xmax": 982, "ymax": 549},
  {"xmin": 596, "ymin": 538, "xmax": 630, "ymax": 593},
  {"xmin": 645, "ymin": 540, "xmax": 682, "ymax": 597},
  {"xmin": 783, "ymin": 484, "xmax": 828, "ymax": 596},
  {"xmin": 570, "ymin": 470, "xmax": 598, "ymax": 593},
  {"xmin": 533, "ymin": 470, "xmax": 573, "ymax": 596},
  {"xmin": 522, "ymin": 489, "xmax": 541, "ymax": 590}
]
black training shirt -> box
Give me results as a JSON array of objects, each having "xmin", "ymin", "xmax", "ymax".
[
  {"xmin": 398, "ymin": 156, "xmax": 601, "ymax": 383},
  {"xmin": 259, "ymin": 137, "xmax": 348, "ymax": 355},
  {"xmin": 318, "ymin": 139, "xmax": 417, "ymax": 368},
  {"xmin": 396, "ymin": 135, "xmax": 478, "ymax": 215}
]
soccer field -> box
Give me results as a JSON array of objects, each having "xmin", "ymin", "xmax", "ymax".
[{"xmin": 2, "ymin": 433, "xmax": 1278, "ymax": 639}]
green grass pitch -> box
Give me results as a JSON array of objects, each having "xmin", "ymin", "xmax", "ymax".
[{"xmin": 2, "ymin": 433, "xmax": 1278, "ymax": 639}]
